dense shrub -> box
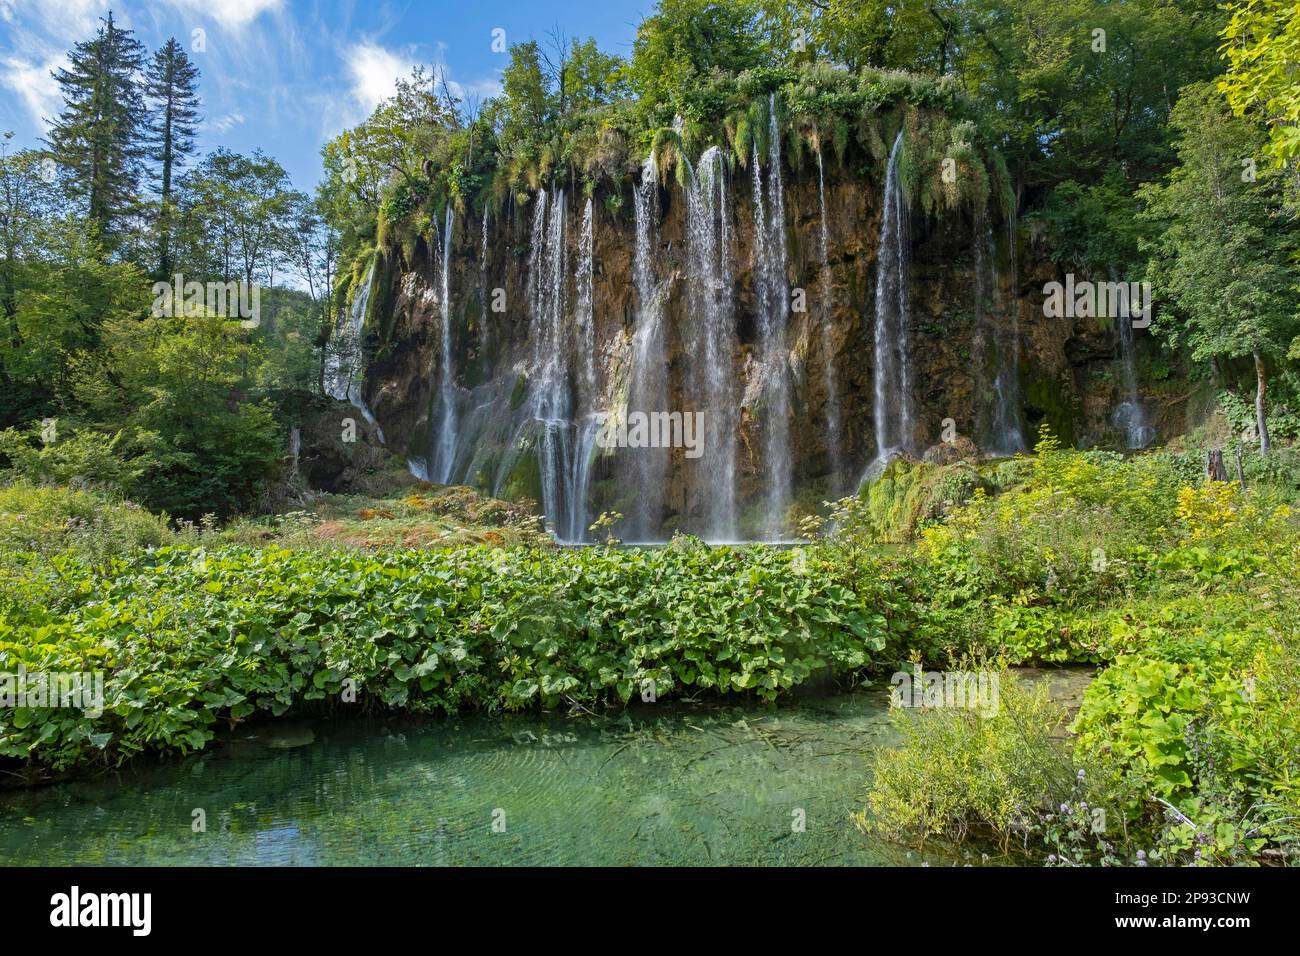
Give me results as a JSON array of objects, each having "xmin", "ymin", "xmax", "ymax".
[
  {"xmin": 0, "ymin": 482, "xmax": 171, "ymax": 558},
  {"xmin": 0, "ymin": 543, "xmax": 907, "ymax": 775},
  {"xmin": 0, "ymin": 426, "xmax": 141, "ymax": 494},
  {"xmin": 855, "ymin": 673, "xmax": 1089, "ymax": 849}
]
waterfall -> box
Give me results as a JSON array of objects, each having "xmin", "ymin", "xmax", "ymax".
[
  {"xmin": 684, "ymin": 146, "xmax": 739, "ymax": 540},
  {"xmin": 478, "ymin": 206, "xmax": 490, "ymax": 356},
  {"xmin": 325, "ymin": 261, "xmax": 385, "ymax": 442},
  {"xmin": 625, "ymin": 155, "xmax": 670, "ymax": 541},
  {"xmin": 575, "ymin": 197, "xmax": 597, "ymax": 410},
  {"xmin": 431, "ymin": 205, "xmax": 459, "ymax": 482},
  {"xmin": 1005, "ymin": 204, "xmax": 1026, "ymax": 451},
  {"xmin": 862, "ymin": 131, "xmax": 914, "ymax": 484},
  {"xmin": 525, "ymin": 188, "xmax": 585, "ymax": 540},
  {"xmin": 973, "ymin": 218, "xmax": 1026, "ymax": 455},
  {"xmin": 750, "ymin": 92, "xmax": 793, "ymax": 538},
  {"xmin": 815, "ymin": 145, "xmax": 844, "ymax": 492},
  {"xmin": 1113, "ymin": 310, "xmax": 1154, "ymax": 450},
  {"xmin": 569, "ymin": 196, "xmax": 599, "ymax": 543}
]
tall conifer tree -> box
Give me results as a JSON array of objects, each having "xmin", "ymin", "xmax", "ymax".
[
  {"xmin": 144, "ymin": 37, "xmax": 201, "ymax": 277},
  {"xmin": 47, "ymin": 11, "xmax": 146, "ymax": 250}
]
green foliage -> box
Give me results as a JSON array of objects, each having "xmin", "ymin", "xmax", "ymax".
[
  {"xmin": 0, "ymin": 481, "xmax": 171, "ymax": 558},
  {"xmin": 839, "ymin": 459, "xmax": 987, "ymax": 543},
  {"xmin": 69, "ymin": 312, "xmax": 282, "ymax": 520},
  {"xmin": 0, "ymin": 425, "xmax": 139, "ymax": 493},
  {"xmin": 0, "ymin": 543, "xmax": 903, "ymax": 774},
  {"xmin": 46, "ymin": 12, "xmax": 146, "ymax": 246},
  {"xmin": 844, "ymin": 437, "xmax": 1300, "ymax": 863},
  {"xmin": 1217, "ymin": 390, "xmax": 1300, "ymax": 444},
  {"xmin": 1073, "ymin": 634, "xmax": 1260, "ymax": 805},
  {"xmin": 916, "ymin": 429, "xmax": 1186, "ymax": 604},
  {"xmin": 1037, "ymin": 165, "xmax": 1144, "ymax": 274},
  {"xmin": 1219, "ymin": 0, "xmax": 1300, "ymax": 178},
  {"xmin": 856, "ymin": 672, "xmax": 1085, "ymax": 849},
  {"xmin": 1139, "ymin": 81, "xmax": 1300, "ymax": 370}
]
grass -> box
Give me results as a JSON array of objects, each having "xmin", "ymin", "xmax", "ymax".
[{"xmin": 215, "ymin": 485, "xmax": 546, "ymax": 550}]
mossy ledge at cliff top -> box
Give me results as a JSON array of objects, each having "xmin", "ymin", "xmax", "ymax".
[{"xmin": 358, "ymin": 63, "xmax": 1010, "ymax": 295}]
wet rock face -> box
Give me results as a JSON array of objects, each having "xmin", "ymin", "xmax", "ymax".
[
  {"xmin": 359, "ymin": 159, "xmax": 1172, "ymax": 536},
  {"xmin": 299, "ymin": 397, "xmax": 416, "ymax": 496}
]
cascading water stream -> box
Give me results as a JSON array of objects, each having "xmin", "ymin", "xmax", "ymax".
[
  {"xmin": 431, "ymin": 205, "xmax": 459, "ymax": 482},
  {"xmin": 525, "ymin": 188, "xmax": 583, "ymax": 541},
  {"xmin": 568, "ymin": 196, "xmax": 599, "ymax": 543},
  {"xmin": 684, "ymin": 146, "xmax": 739, "ymax": 541},
  {"xmin": 815, "ymin": 145, "xmax": 844, "ymax": 492},
  {"xmin": 625, "ymin": 155, "xmax": 670, "ymax": 541},
  {"xmin": 973, "ymin": 218, "xmax": 1026, "ymax": 455},
  {"xmin": 1112, "ymin": 270, "xmax": 1154, "ymax": 449},
  {"xmin": 862, "ymin": 131, "xmax": 914, "ymax": 485},
  {"xmin": 750, "ymin": 92, "xmax": 793, "ymax": 538},
  {"xmin": 325, "ymin": 261, "xmax": 385, "ymax": 442},
  {"xmin": 478, "ymin": 206, "xmax": 490, "ymax": 357}
]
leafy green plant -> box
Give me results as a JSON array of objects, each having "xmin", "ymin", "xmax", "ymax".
[
  {"xmin": 0, "ymin": 542, "xmax": 906, "ymax": 777},
  {"xmin": 856, "ymin": 672, "xmax": 1082, "ymax": 850}
]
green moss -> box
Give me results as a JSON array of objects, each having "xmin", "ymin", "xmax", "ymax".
[
  {"xmin": 497, "ymin": 438, "xmax": 542, "ymax": 507},
  {"xmin": 1023, "ymin": 375, "xmax": 1078, "ymax": 448},
  {"xmin": 858, "ymin": 459, "xmax": 987, "ymax": 542},
  {"xmin": 509, "ymin": 374, "xmax": 528, "ymax": 411}
]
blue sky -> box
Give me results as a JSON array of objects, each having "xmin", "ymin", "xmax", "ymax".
[{"xmin": 0, "ymin": 0, "xmax": 650, "ymax": 191}]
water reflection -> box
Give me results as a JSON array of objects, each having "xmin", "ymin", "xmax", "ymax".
[{"xmin": 1, "ymin": 690, "xmax": 965, "ymax": 866}]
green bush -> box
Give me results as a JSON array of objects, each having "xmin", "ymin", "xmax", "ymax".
[
  {"xmin": 0, "ymin": 426, "xmax": 140, "ymax": 494},
  {"xmin": 0, "ymin": 481, "xmax": 171, "ymax": 558},
  {"xmin": 0, "ymin": 543, "xmax": 906, "ymax": 775},
  {"xmin": 855, "ymin": 672, "xmax": 1087, "ymax": 849}
]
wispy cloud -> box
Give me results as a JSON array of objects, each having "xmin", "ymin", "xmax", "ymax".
[
  {"xmin": 0, "ymin": 51, "xmax": 66, "ymax": 126},
  {"xmin": 343, "ymin": 40, "xmax": 417, "ymax": 112},
  {"xmin": 15, "ymin": 0, "xmax": 109, "ymax": 43},
  {"xmin": 206, "ymin": 111, "xmax": 246, "ymax": 134},
  {"xmin": 162, "ymin": 0, "xmax": 283, "ymax": 31}
]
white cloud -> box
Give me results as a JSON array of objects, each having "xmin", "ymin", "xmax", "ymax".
[
  {"xmin": 207, "ymin": 111, "xmax": 245, "ymax": 134},
  {"xmin": 163, "ymin": 0, "xmax": 283, "ymax": 30},
  {"xmin": 0, "ymin": 52, "xmax": 65, "ymax": 125},
  {"xmin": 447, "ymin": 75, "xmax": 503, "ymax": 104},
  {"xmin": 343, "ymin": 40, "xmax": 416, "ymax": 111},
  {"xmin": 23, "ymin": 0, "xmax": 109, "ymax": 42}
]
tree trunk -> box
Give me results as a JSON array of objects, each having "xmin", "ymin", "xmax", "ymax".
[
  {"xmin": 1253, "ymin": 350, "xmax": 1271, "ymax": 454},
  {"xmin": 1206, "ymin": 449, "xmax": 1228, "ymax": 482}
]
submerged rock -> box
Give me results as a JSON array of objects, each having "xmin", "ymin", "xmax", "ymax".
[{"xmin": 265, "ymin": 725, "xmax": 316, "ymax": 750}]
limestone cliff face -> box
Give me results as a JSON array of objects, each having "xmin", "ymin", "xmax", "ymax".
[{"xmin": 354, "ymin": 152, "xmax": 1174, "ymax": 539}]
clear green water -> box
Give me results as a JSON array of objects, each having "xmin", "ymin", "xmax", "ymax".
[{"xmin": 0, "ymin": 689, "xmax": 962, "ymax": 866}]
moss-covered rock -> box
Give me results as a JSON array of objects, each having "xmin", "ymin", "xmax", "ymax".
[
  {"xmin": 497, "ymin": 435, "xmax": 542, "ymax": 508},
  {"xmin": 858, "ymin": 458, "xmax": 989, "ymax": 542},
  {"xmin": 1024, "ymin": 373, "xmax": 1078, "ymax": 448}
]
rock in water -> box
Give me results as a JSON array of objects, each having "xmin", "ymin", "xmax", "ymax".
[{"xmin": 266, "ymin": 726, "xmax": 316, "ymax": 750}]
